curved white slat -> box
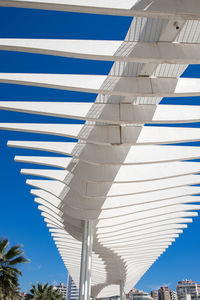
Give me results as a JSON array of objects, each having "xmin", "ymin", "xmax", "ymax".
[
  {"xmin": 0, "ymin": 73, "xmax": 107, "ymax": 94},
  {"xmin": 98, "ymin": 222, "xmax": 188, "ymax": 239},
  {"xmin": 0, "ymin": 123, "xmax": 121, "ymax": 144},
  {"xmin": 103, "ymin": 187, "xmax": 200, "ymax": 209},
  {"xmin": 1, "ymin": 0, "xmax": 200, "ymax": 20},
  {"xmin": 26, "ymin": 179, "xmax": 200, "ymax": 210},
  {"xmin": 35, "ymin": 198, "xmax": 61, "ymax": 215},
  {"xmin": 8, "ymin": 142, "xmax": 200, "ymax": 164},
  {"xmin": 3, "ymin": 123, "xmax": 200, "ymax": 145},
  {"xmin": 18, "ymin": 163, "xmax": 200, "ymax": 201},
  {"xmin": 99, "ymin": 198, "xmax": 200, "ymax": 219},
  {"xmin": 18, "ymin": 160, "xmax": 200, "ymax": 187},
  {"xmin": 121, "ymin": 145, "xmax": 200, "ymax": 164},
  {"xmin": 98, "ymin": 207, "xmax": 198, "ymax": 228},
  {"xmin": 79, "ymin": 172, "xmax": 200, "ymax": 196},
  {"xmin": 0, "ymin": 39, "xmax": 123, "ymax": 60},
  {"xmin": 106, "ymin": 175, "xmax": 200, "ymax": 197},
  {"xmin": 122, "ymin": 126, "xmax": 200, "ymax": 145},
  {"xmin": 97, "ymin": 212, "xmax": 195, "ymax": 234},
  {"xmin": 60, "ymin": 199, "xmax": 200, "ymax": 220},
  {"xmin": 27, "ymin": 179, "xmax": 66, "ymax": 198},
  {"xmin": 16, "ymin": 156, "xmax": 71, "ymax": 169},
  {"xmin": 100, "ymin": 233, "xmax": 183, "ymax": 246},
  {"xmin": 32, "ymin": 182, "xmax": 199, "ymax": 214},
  {"xmin": 0, "ymin": 74, "xmax": 200, "ymax": 97},
  {"xmin": 8, "ymin": 140, "xmax": 77, "ymax": 156},
  {"xmin": 21, "ymin": 169, "xmax": 69, "ymax": 181},
  {"xmin": 42, "ymin": 214, "xmax": 64, "ymax": 227},
  {"xmin": 71, "ymin": 161, "xmax": 200, "ymax": 183},
  {"xmin": 1, "ymin": 40, "xmax": 200, "ymax": 64},
  {"xmin": 2, "ymin": 101, "xmax": 200, "ymax": 124},
  {"xmin": 66, "ymin": 186, "xmax": 200, "ymax": 211},
  {"xmin": 121, "ymin": 104, "xmax": 200, "ymax": 123},
  {"xmin": 0, "ymin": 101, "xmax": 118, "ymax": 124},
  {"xmin": 0, "ymin": 122, "xmax": 84, "ymax": 139},
  {"xmin": 1, "ymin": 74, "xmax": 200, "ymax": 97},
  {"xmin": 31, "ymin": 189, "xmax": 62, "ymax": 207}
]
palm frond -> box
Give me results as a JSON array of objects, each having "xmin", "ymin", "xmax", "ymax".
[
  {"xmin": 5, "ymin": 245, "xmax": 24, "ymax": 260},
  {"xmin": 0, "ymin": 238, "xmax": 29, "ymax": 299},
  {"xmin": 0, "ymin": 239, "xmax": 9, "ymax": 256},
  {"xmin": 9, "ymin": 256, "xmax": 29, "ymax": 266}
]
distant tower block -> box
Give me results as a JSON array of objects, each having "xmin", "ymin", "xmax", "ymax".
[{"xmin": 67, "ymin": 274, "xmax": 79, "ymax": 300}]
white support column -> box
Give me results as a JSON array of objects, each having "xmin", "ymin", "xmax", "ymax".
[
  {"xmin": 120, "ymin": 280, "xmax": 126, "ymax": 300},
  {"xmin": 84, "ymin": 220, "xmax": 93, "ymax": 300},
  {"xmin": 79, "ymin": 220, "xmax": 93, "ymax": 300},
  {"xmin": 79, "ymin": 221, "xmax": 87, "ymax": 300}
]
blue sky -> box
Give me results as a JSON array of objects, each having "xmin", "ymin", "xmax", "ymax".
[{"xmin": 0, "ymin": 6, "xmax": 200, "ymax": 294}]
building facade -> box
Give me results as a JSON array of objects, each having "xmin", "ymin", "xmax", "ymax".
[
  {"xmin": 53, "ymin": 283, "xmax": 67, "ymax": 298},
  {"xmin": 158, "ymin": 287, "xmax": 172, "ymax": 300},
  {"xmin": 177, "ymin": 280, "xmax": 200, "ymax": 300},
  {"xmin": 130, "ymin": 289, "xmax": 154, "ymax": 300},
  {"xmin": 151, "ymin": 291, "xmax": 158, "ymax": 300},
  {"xmin": 171, "ymin": 290, "xmax": 178, "ymax": 300},
  {"xmin": 151, "ymin": 287, "xmax": 177, "ymax": 300},
  {"xmin": 67, "ymin": 274, "xmax": 79, "ymax": 300}
]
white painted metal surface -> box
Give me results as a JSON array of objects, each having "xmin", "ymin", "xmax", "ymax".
[
  {"xmin": 1, "ymin": 0, "xmax": 200, "ymax": 20},
  {"xmin": 1, "ymin": 39, "xmax": 200, "ymax": 63},
  {"xmin": 1, "ymin": 1, "xmax": 200, "ymax": 299}
]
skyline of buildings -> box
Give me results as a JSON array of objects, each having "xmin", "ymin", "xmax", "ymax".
[
  {"xmin": 19, "ymin": 278, "xmax": 200, "ymax": 300},
  {"xmin": 98, "ymin": 279, "xmax": 200, "ymax": 300},
  {"xmin": 151, "ymin": 279, "xmax": 200, "ymax": 300}
]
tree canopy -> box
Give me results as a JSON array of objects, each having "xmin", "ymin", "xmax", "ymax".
[
  {"xmin": 0, "ymin": 238, "xmax": 29, "ymax": 300},
  {"xmin": 25, "ymin": 282, "xmax": 66, "ymax": 300}
]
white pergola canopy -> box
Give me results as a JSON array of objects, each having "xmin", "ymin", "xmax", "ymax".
[{"xmin": 1, "ymin": 1, "xmax": 200, "ymax": 299}]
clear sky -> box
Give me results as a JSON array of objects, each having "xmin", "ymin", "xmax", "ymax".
[{"xmin": 0, "ymin": 5, "xmax": 200, "ymax": 295}]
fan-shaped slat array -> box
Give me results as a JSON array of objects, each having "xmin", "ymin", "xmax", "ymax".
[{"xmin": 1, "ymin": 1, "xmax": 200, "ymax": 299}]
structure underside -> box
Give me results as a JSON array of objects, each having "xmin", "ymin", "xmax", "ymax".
[{"xmin": 1, "ymin": 0, "xmax": 200, "ymax": 298}]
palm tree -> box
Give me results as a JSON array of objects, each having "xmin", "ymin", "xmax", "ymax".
[
  {"xmin": 25, "ymin": 282, "xmax": 66, "ymax": 300},
  {"xmin": 0, "ymin": 238, "xmax": 29, "ymax": 300}
]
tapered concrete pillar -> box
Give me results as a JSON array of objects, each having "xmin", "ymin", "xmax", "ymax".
[
  {"xmin": 120, "ymin": 280, "xmax": 126, "ymax": 300},
  {"xmin": 79, "ymin": 220, "xmax": 93, "ymax": 300}
]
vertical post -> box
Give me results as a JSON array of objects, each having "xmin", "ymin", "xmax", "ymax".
[
  {"xmin": 84, "ymin": 220, "xmax": 93, "ymax": 300},
  {"xmin": 120, "ymin": 280, "xmax": 125, "ymax": 300},
  {"xmin": 79, "ymin": 221, "xmax": 87, "ymax": 300},
  {"xmin": 79, "ymin": 220, "xmax": 93, "ymax": 300}
]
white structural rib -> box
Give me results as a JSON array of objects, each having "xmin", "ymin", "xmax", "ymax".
[
  {"xmin": 7, "ymin": 142, "xmax": 200, "ymax": 164},
  {"xmin": 2, "ymin": 39, "xmax": 200, "ymax": 64},
  {"xmin": 1, "ymin": 0, "xmax": 200, "ymax": 20},
  {"xmin": 18, "ymin": 161, "xmax": 200, "ymax": 183},
  {"xmin": 3, "ymin": 123, "xmax": 200, "ymax": 145},
  {"xmin": 8, "ymin": 141, "xmax": 77, "ymax": 156},
  {"xmin": 1, "ymin": 102, "xmax": 200, "ymax": 124},
  {"xmin": 1, "ymin": 74, "xmax": 200, "ymax": 97},
  {"xmin": 1, "ymin": 2, "xmax": 200, "ymax": 300},
  {"xmin": 16, "ymin": 157, "xmax": 71, "ymax": 169}
]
